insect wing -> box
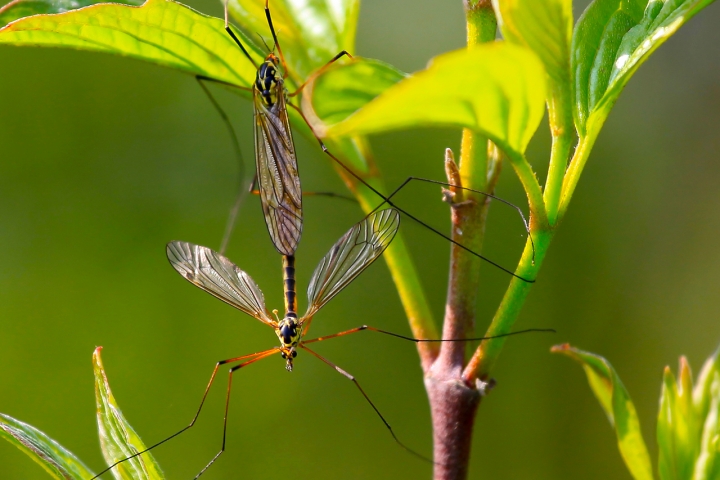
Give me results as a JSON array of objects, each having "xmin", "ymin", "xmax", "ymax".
[
  {"xmin": 303, "ymin": 209, "xmax": 400, "ymax": 319},
  {"xmin": 167, "ymin": 241, "xmax": 276, "ymax": 327},
  {"xmin": 253, "ymin": 83, "xmax": 303, "ymax": 256}
]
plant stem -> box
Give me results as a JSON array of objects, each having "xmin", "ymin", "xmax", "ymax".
[
  {"xmin": 544, "ymin": 80, "xmax": 573, "ymax": 226},
  {"xmin": 424, "ymin": 3, "xmax": 496, "ymax": 480},
  {"xmin": 463, "ymin": 228, "xmax": 553, "ymax": 380}
]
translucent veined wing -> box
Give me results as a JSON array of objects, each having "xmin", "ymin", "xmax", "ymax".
[
  {"xmin": 303, "ymin": 209, "xmax": 400, "ymax": 321},
  {"xmin": 253, "ymin": 80, "xmax": 303, "ymax": 256},
  {"xmin": 167, "ymin": 241, "xmax": 276, "ymax": 327}
]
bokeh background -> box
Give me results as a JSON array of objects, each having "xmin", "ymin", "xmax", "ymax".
[{"xmin": 1, "ymin": 0, "xmax": 719, "ymax": 478}]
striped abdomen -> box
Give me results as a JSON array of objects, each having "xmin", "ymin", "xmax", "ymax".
[{"xmin": 283, "ymin": 255, "xmax": 297, "ymax": 317}]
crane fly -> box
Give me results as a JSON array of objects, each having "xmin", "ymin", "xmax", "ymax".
[
  {"xmin": 90, "ymin": 208, "xmax": 554, "ymax": 479},
  {"xmin": 198, "ymin": 0, "xmax": 353, "ymax": 257},
  {"xmin": 199, "ymin": 0, "xmax": 537, "ymax": 281}
]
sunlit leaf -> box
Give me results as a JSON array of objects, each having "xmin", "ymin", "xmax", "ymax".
[
  {"xmin": 302, "ymin": 57, "xmax": 406, "ymax": 133},
  {"xmin": 572, "ymin": 0, "xmax": 716, "ymax": 136},
  {"xmin": 0, "ymin": 413, "xmax": 95, "ymax": 479},
  {"xmin": 226, "ymin": 0, "xmax": 359, "ymax": 82},
  {"xmin": 658, "ymin": 349, "xmax": 720, "ymax": 480},
  {"xmin": 552, "ymin": 343, "xmax": 654, "ymax": 480},
  {"xmin": 328, "ymin": 43, "xmax": 546, "ymax": 157},
  {"xmin": 0, "ymin": 0, "xmax": 141, "ymax": 28},
  {"xmin": 0, "ymin": 0, "xmax": 263, "ymax": 89},
  {"xmin": 493, "ymin": 0, "xmax": 572, "ymax": 89},
  {"xmin": 94, "ymin": 347, "xmax": 164, "ymax": 480}
]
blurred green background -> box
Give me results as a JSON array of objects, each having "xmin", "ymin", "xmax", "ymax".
[{"xmin": 1, "ymin": 1, "xmax": 719, "ymax": 478}]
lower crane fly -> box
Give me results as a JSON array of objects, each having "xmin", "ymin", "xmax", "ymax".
[
  {"xmin": 90, "ymin": 208, "xmax": 552, "ymax": 479},
  {"xmin": 92, "ymin": 209, "xmax": 403, "ymax": 478}
]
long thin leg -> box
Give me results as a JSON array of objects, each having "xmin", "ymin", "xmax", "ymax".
[
  {"xmin": 287, "ymin": 103, "xmax": 536, "ymax": 283},
  {"xmin": 301, "ymin": 326, "xmax": 555, "ymax": 346},
  {"xmin": 194, "ymin": 348, "xmax": 280, "ymax": 479},
  {"xmin": 224, "ymin": 0, "xmax": 257, "ymax": 67},
  {"xmin": 90, "ymin": 348, "xmax": 278, "ymax": 480},
  {"xmin": 196, "ymin": 76, "xmax": 253, "ymax": 255},
  {"xmin": 376, "ymin": 176, "xmax": 535, "ymax": 263},
  {"xmin": 287, "ymin": 50, "xmax": 353, "ymax": 97},
  {"xmin": 299, "ymin": 344, "xmax": 433, "ymax": 464}
]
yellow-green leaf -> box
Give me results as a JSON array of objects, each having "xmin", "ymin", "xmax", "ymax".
[
  {"xmin": 0, "ymin": 413, "xmax": 95, "ymax": 479},
  {"xmin": 328, "ymin": 42, "xmax": 546, "ymax": 157},
  {"xmin": 303, "ymin": 57, "xmax": 406, "ymax": 132},
  {"xmin": 94, "ymin": 347, "xmax": 164, "ymax": 480},
  {"xmin": 0, "ymin": 0, "xmax": 142, "ymax": 28},
  {"xmin": 226, "ymin": 0, "xmax": 359, "ymax": 82},
  {"xmin": 0, "ymin": 0, "xmax": 263, "ymax": 89},
  {"xmin": 553, "ymin": 343, "xmax": 654, "ymax": 480},
  {"xmin": 493, "ymin": 0, "xmax": 572, "ymax": 89}
]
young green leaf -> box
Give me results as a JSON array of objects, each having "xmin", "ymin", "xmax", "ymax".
[
  {"xmin": 302, "ymin": 58, "xmax": 406, "ymax": 133},
  {"xmin": 0, "ymin": 0, "xmax": 262, "ymax": 89},
  {"xmin": 94, "ymin": 347, "xmax": 164, "ymax": 480},
  {"xmin": 657, "ymin": 349, "xmax": 720, "ymax": 480},
  {"xmin": 572, "ymin": 0, "xmax": 716, "ymax": 137},
  {"xmin": 0, "ymin": 413, "xmax": 95, "ymax": 479},
  {"xmin": 226, "ymin": 0, "xmax": 359, "ymax": 82},
  {"xmin": 552, "ymin": 343, "xmax": 654, "ymax": 480},
  {"xmin": 327, "ymin": 43, "xmax": 546, "ymax": 158},
  {"xmin": 493, "ymin": 0, "xmax": 572, "ymax": 89}
]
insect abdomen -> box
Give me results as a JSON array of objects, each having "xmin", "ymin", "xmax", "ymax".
[{"xmin": 283, "ymin": 255, "xmax": 297, "ymax": 317}]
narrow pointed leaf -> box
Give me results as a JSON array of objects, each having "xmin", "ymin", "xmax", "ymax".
[
  {"xmin": 94, "ymin": 347, "xmax": 164, "ymax": 480},
  {"xmin": 0, "ymin": 413, "xmax": 95, "ymax": 480},
  {"xmin": 552, "ymin": 344, "xmax": 654, "ymax": 480},
  {"xmin": 572, "ymin": 0, "xmax": 716, "ymax": 136},
  {"xmin": 226, "ymin": 0, "xmax": 359, "ymax": 82},
  {"xmin": 0, "ymin": 0, "xmax": 263, "ymax": 89},
  {"xmin": 328, "ymin": 43, "xmax": 546, "ymax": 157},
  {"xmin": 693, "ymin": 376, "xmax": 720, "ymax": 480},
  {"xmin": 493, "ymin": 0, "xmax": 572, "ymax": 88}
]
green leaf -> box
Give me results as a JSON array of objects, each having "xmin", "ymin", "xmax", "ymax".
[
  {"xmin": 302, "ymin": 58, "xmax": 406, "ymax": 132},
  {"xmin": 572, "ymin": 0, "xmax": 716, "ymax": 136},
  {"xmin": 228, "ymin": 0, "xmax": 360, "ymax": 83},
  {"xmin": 0, "ymin": 413, "xmax": 95, "ymax": 480},
  {"xmin": 657, "ymin": 349, "xmax": 720, "ymax": 480},
  {"xmin": 552, "ymin": 343, "xmax": 654, "ymax": 480},
  {"xmin": 327, "ymin": 43, "xmax": 547, "ymax": 157},
  {"xmin": 693, "ymin": 376, "xmax": 720, "ymax": 480},
  {"xmin": 226, "ymin": 0, "xmax": 359, "ymax": 82},
  {"xmin": 94, "ymin": 347, "xmax": 164, "ymax": 480},
  {"xmin": 0, "ymin": 0, "xmax": 142, "ymax": 29},
  {"xmin": 0, "ymin": 0, "xmax": 263, "ymax": 89},
  {"xmin": 493, "ymin": 0, "xmax": 572, "ymax": 88}
]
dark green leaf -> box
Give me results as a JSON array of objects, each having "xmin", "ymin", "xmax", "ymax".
[
  {"xmin": 0, "ymin": 413, "xmax": 94, "ymax": 479},
  {"xmin": 572, "ymin": 0, "xmax": 716, "ymax": 136}
]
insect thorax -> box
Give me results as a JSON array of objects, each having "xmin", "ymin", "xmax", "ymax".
[
  {"xmin": 277, "ymin": 314, "xmax": 300, "ymax": 347},
  {"xmin": 255, "ymin": 57, "xmax": 283, "ymax": 107}
]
